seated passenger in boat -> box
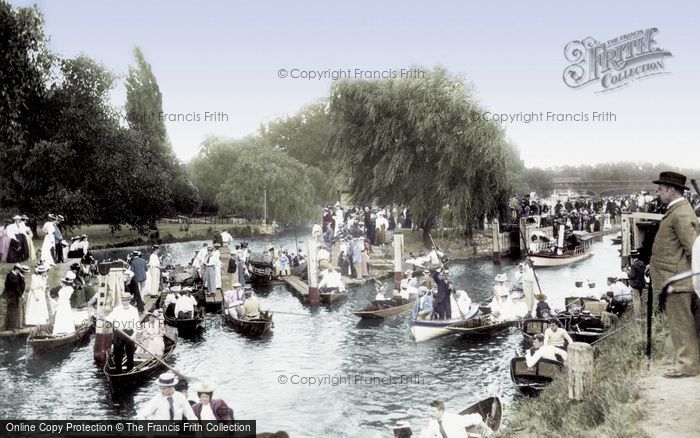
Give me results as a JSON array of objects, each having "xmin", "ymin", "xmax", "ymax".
[
  {"xmin": 534, "ymin": 293, "xmax": 552, "ymax": 319},
  {"xmin": 543, "ymin": 319, "xmax": 573, "ymax": 349},
  {"xmin": 223, "ymin": 283, "xmax": 246, "ymax": 318},
  {"xmin": 136, "ymin": 311, "xmax": 165, "ymax": 358},
  {"xmin": 319, "ymin": 267, "xmax": 344, "ymax": 293},
  {"xmin": 411, "ymin": 287, "xmax": 433, "ymax": 320},
  {"xmin": 163, "ymin": 287, "xmax": 180, "ymax": 318},
  {"xmin": 241, "ymin": 289, "xmax": 261, "ymax": 319},
  {"xmin": 525, "ymin": 333, "xmax": 567, "ymax": 367},
  {"xmin": 174, "ymin": 290, "xmax": 198, "ymax": 319}
]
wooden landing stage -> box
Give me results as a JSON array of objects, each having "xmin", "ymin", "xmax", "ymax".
[{"xmin": 283, "ymin": 271, "xmax": 393, "ymax": 302}]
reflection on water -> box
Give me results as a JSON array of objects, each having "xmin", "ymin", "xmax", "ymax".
[{"xmin": 0, "ymin": 233, "xmax": 622, "ymax": 437}]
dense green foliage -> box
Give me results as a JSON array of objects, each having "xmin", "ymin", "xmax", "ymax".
[
  {"xmin": 0, "ymin": 3, "xmax": 199, "ymax": 232},
  {"xmin": 188, "ymin": 136, "xmax": 334, "ymax": 224},
  {"xmin": 328, "ymin": 67, "xmax": 521, "ymax": 241}
]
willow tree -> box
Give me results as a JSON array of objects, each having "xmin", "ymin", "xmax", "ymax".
[
  {"xmin": 188, "ymin": 137, "xmax": 333, "ymax": 224},
  {"xmin": 329, "ymin": 67, "xmax": 516, "ymax": 246}
]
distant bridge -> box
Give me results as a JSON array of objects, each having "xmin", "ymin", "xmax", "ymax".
[{"xmin": 552, "ymin": 180, "xmax": 658, "ymax": 196}]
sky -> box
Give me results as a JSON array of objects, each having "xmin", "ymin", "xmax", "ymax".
[{"xmin": 11, "ymin": 0, "xmax": 699, "ymax": 168}]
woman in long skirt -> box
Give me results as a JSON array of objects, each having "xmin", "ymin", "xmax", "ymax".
[
  {"xmin": 25, "ymin": 264, "xmax": 50, "ymax": 326},
  {"xmin": 52, "ymin": 277, "xmax": 75, "ymax": 335},
  {"xmin": 40, "ymin": 219, "xmax": 56, "ymax": 266}
]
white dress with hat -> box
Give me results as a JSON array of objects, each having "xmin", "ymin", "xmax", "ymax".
[
  {"xmin": 52, "ymin": 285, "xmax": 75, "ymax": 335},
  {"xmin": 40, "ymin": 221, "xmax": 56, "ymax": 266},
  {"xmin": 25, "ymin": 273, "xmax": 49, "ymax": 326}
]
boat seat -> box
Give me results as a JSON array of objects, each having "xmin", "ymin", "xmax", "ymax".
[
  {"xmin": 514, "ymin": 358, "xmax": 562, "ymax": 381},
  {"xmin": 524, "ymin": 321, "xmax": 545, "ymax": 335}
]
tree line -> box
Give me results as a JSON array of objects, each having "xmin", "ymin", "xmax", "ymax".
[{"xmin": 0, "ymin": 3, "xmax": 199, "ymax": 233}]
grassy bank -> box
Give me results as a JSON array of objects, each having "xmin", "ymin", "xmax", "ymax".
[
  {"xmin": 503, "ymin": 314, "xmax": 674, "ymax": 438},
  {"xmin": 29, "ymin": 222, "xmax": 275, "ymax": 251}
]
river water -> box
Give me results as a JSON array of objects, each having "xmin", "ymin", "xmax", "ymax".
[{"xmin": 0, "ymin": 232, "xmax": 622, "ymax": 437}]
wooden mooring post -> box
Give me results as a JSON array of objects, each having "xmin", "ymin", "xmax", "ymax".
[
  {"xmin": 393, "ymin": 233, "xmax": 404, "ymax": 282},
  {"xmin": 568, "ymin": 342, "xmax": 594, "ymax": 401},
  {"xmin": 307, "ymin": 238, "xmax": 319, "ymax": 306},
  {"xmin": 492, "ymin": 218, "xmax": 501, "ymax": 264}
]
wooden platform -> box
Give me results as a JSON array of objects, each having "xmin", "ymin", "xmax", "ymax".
[
  {"xmin": 205, "ymin": 289, "xmax": 224, "ymax": 310},
  {"xmin": 284, "ymin": 275, "xmax": 309, "ymax": 297},
  {"xmin": 284, "ymin": 271, "xmax": 393, "ymax": 301}
]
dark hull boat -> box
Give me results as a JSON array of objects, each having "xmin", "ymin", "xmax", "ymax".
[
  {"xmin": 352, "ymin": 299, "xmax": 416, "ymax": 319},
  {"xmin": 446, "ymin": 316, "xmax": 515, "ymax": 337},
  {"xmin": 104, "ymin": 336, "xmax": 177, "ymax": 394},
  {"xmin": 27, "ymin": 321, "xmax": 93, "ymax": 356},
  {"xmin": 319, "ymin": 290, "xmax": 348, "ymax": 305},
  {"xmin": 510, "ymin": 356, "xmax": 564, "ymax": 397},
  {"xmin": 164, "ymin": 308, "xmax": 205, "ymax": 338},
  {"xmin": 223, "ymin": 310, "xmax": 273, "ymax": 338}
]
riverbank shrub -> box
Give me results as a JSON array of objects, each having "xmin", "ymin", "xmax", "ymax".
[{"xmin": 503, "ymin": 314, "xmax": 672, "ymax": 438}]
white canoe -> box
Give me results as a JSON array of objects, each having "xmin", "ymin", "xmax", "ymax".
[
  {"xmin": 409, "ymin": 304, "xmax": 481, "ymax": 342},
  {"xmin": 530, "ymin": 250, "xmax": 592, "ymax": 267}
]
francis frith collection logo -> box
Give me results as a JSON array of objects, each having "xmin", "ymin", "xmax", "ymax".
[{"xmin": 563, "ymin": 28, "xmax": 672, "ymax": 92}]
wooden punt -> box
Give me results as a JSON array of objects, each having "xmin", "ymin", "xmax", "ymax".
[
  {"xmin": 352, "ymin": 299, "xmax": 416, "ymax": 319},
  {"xmin": 27, "ymin": 320, "xmax": 93, "ymax": 356},
  {"xmin": 104, "ymin": 335, "xmax": 177, "ymax": 393},
  {"xmin": 223, "ymin": 310, "xmax": 273, "ymax": 338}
]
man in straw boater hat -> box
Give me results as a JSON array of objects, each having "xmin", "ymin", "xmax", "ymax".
[
  {"xmin": 137, "ymin": 372, "xmax": 197, "ymax": 420},
  {"xmin": 649, "ymin": 171, "xmax": 699, "ymax": 378},
  {"xmin": 105, "ymin": 291, "xmax": 141, "ymax": 373},
  {"xmin": 2, "ymin": 264, "xmax": 30, "ymax": 330}
]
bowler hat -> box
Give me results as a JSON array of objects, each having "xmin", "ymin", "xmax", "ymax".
[{"xmin": 653, "ymin": 171, "xmax": 689, "ymax": 191}]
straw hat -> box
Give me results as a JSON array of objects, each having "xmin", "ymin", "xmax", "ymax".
[
  {"xmin": 157, "ymin": 372, "xmax": 178, "ymax": 387},
  {"xmin": 535, "ymin": 293, "xmax": 548, "ymax": 301},
  {"xmin": 196, "ymin": 382, "xmax": 215, "ymax": 394},
  {"xmin": 120, "ymin": 292, "xmax": 132, "ymax": 301},
  {"xmin": 35, "ymin": 264, "xmax": 50, "ymax": 274}
]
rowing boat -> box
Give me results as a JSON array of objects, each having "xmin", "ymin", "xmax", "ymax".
[
  {"xmin": 27, "ymin": 320, "xmax": 93, "ymax": 356},
  {"xmin": 445, "ymin": 316, "xmax": 515, "ymax": 337},
  {"xmin": 392, "ymin": 396, "xmax": 502, "ymax": 437},
  {"xmin": 223, "ymin": 310, "xmax": 273, "ymax": 338},
  {"xmin": 164, "ymin": 308, "xmax": 205, "ymax": 338},
  {"xmin": 352, "ymin": 299, "xmax": 416, "ymax": 319},
  {"xmin": 409, "ymin": 304, "xmax": 481, "ymax": 342},
  {"xmin": 510, "ymin": 356, "xmax": 564, "ymax": 397},
  {"xmin": 104, "ymin": 335, "xmax": 177, "ymax": 394},
  {"xmin": 319, "ymin": 290, "xmax": 347, "ymax": 305}
]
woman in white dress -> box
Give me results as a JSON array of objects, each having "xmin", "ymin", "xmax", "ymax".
[
  {"xmin": 136, "ymin": 311, "xmax": 165, "ymax": 357},
  {"xmin": 25, "ymin": 264, "xmax": 50, "ymax": 326},
  {"xmin": 40, "ymin": 217, "xmax": 56, "ymax": 266},
  {"xmin": 52, "ymin": 276, "xmax": 75, "ymax": 335}
]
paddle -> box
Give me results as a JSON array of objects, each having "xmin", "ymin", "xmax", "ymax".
[
  {"xmin": 429, "ymin": 234, "xmax": 465, "ymax": 320},
  {"xmin": 113, "ymin": 327, "xmax": 196, "ymax": 382}
]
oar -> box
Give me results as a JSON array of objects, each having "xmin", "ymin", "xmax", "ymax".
[
  {"xmin": 113, "ymin": 327, "xmax": 196, "ymax": 382},
  {"xmin": 430, "ymin": 234, "xmax": 465, "ymax": 320},
  {"xmin": 267, "ymin": 310, "xmax": 311, "ymax": 317}
]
